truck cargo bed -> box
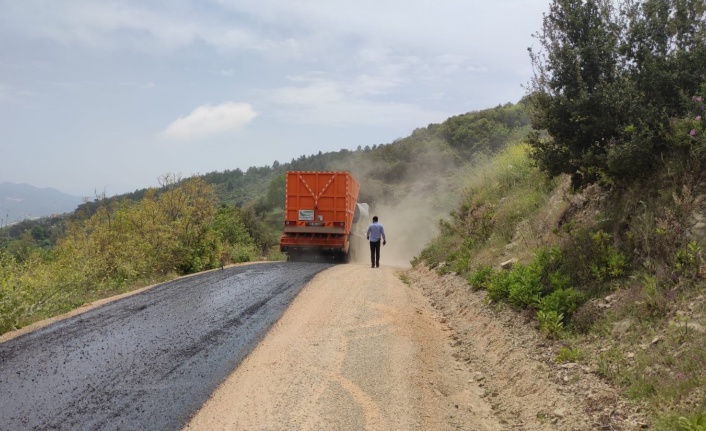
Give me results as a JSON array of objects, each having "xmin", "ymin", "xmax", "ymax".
[{"xmin": 279, "ymin": 171, "xmax": 361, "ymax": 261}]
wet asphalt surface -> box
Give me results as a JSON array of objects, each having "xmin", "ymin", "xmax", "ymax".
[{"xmin": 0, "ymin": 262, "xmax": 331, "ymax": 431}]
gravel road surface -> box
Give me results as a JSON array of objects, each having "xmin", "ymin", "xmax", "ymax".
[
  {"xmin": 183, "ymin": 264, "xmax": 501, "ymax": 431},
  {"xmin": 0, "ymin": 262, "xmax": 331, "ymax": 431}
]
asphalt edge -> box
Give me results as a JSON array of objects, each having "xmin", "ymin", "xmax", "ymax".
[{"xmin": 0, "ymin": 261, "xmax": 266, "ymax": 344}]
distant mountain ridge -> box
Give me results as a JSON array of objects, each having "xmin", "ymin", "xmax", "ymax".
[{"xmin": 0, "ymin": 182, "xmax": 83, "ymax": 224}]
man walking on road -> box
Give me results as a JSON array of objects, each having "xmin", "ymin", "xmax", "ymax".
[{"xmin": 366, "ymin": 216, "xmax": 386, "ymax": 268}]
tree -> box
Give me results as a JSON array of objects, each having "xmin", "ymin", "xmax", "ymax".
[
  {"xmin": 263, "ymin": 173, "xmax": 286, "ymax": 211},
  {"xmin": 621, "ymin": 0, "xmax": 706, "ymax": 119},
  {"xmin": 609, "ymin": 0, "xmax": 706, "ymax": 178},
  {"xmin": 527, "ymin": 0, "xmax": 623, "ymax": 187},
  {"xmin": 527, "ymin": 0, "xmax": 706, "ymax": 187}
]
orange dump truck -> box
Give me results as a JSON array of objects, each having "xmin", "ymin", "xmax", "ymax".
[{"xmin": 280, "ymin": 171, "xmax": 368, "ymax": 261}]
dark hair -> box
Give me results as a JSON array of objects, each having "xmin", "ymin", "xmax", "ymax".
[{"xmin": 372, "ymin": 216, "xmax": 378, "ymax": 222}]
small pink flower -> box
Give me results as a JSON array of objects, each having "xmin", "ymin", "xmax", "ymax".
[
  {"xmin": 697, "ymin": 116, "xmax": 702, "ymax": 121},
  {"xmin": 696, "ymin": 96, "xmax": 703, "ymax": 102},
  {"xmin": 690, "ymin": 129, "xmax": 697, "ymax": 136}
]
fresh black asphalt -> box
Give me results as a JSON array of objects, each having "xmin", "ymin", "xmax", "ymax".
[{"xmin": 0, "ymin": 262, "xmax": 331, "ymax": 431}]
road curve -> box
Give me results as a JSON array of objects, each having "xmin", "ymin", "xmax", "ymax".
[{"xmin": 0, "ymin": 262, "xmax": 331, "ymax": 431}]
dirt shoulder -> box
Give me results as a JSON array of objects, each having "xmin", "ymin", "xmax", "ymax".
[
  {"xmin": 183, "ymin": 264, "xmax": 647, "ymax": 430},
  {"xmin": 410, "ymin": 265, "xmax": 649, "ymax": 430}
]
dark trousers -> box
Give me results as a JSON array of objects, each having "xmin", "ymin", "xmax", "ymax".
[{"xmin": 369, "ymin": 240, "xmax": 381, "ymax": 267}]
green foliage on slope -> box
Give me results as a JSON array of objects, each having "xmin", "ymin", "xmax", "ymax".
[
  {"xmin": 0, "ymin": 175, "xmax": 260, "ymax": 333},
  {"xmin": 415, "ymin": 0, "xmax": 706, "ymax": 425}
]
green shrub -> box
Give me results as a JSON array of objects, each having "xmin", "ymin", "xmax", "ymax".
[
  {"xmin": 467, "ymin": 265, "xmax": 496, "ymax": 291},
  {"xmin": 487, "ymin": 247, "xmax": 575, "ymax": 312},
  {"xmin": 538, "ymin": 288, "xmax": 585, "ymax": 320},
  {"xmin": 487, "ymin": 263, "xmax": 543, "ymax": 308},
  {"xmin": 265, "ymin": 246, "xmax": 287, "ymax": 261},
  {"xmin": 638, "ymin": 273, "xmax": 669, "ymax": 316},
  {"xmin": 486, "ymin": 270, "xmax": 513, "ymax": 302},
  {"xmin": 0, "ymin": 250, "xmax": 65, "ymax": 333},
  {"xmin": 537, "ymin": 310, "xmax": 564, "ymax": 338},
  {"xmin": 675, "ymin": 241, "xmax": 704, "ymax": 278},
  {"xmin": 596, "ymin": 346, "xmax": 626, "ymax": 381},
  {"xmin": 413, "ymin": 224, "xmax": 460, "ymax": 269},
  {"xmin": 450, "ymin": 249, "xmax": 472, "ymax": 275},
  {"xmin": 229, "ymin": 242, "xmax": 258, "ymax": 263},
  {"xmin": 506, "ymin": 265, "xmax": 543, "ymax": 308},
  {"xmin": 587, "ymin": 230, "xmax": 628, "ymax": 281}
]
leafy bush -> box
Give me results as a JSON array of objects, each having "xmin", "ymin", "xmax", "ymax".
[
  {"xmin": 229, "ymin": 242, "xmax": 258, "ymax": 263},
  {"xmin": 527, "ymin": 0, "xmax": 706, "ymax": 189},
  {"xmin": 412, "ymin": 220, "xmax": 460, "ymax": 270},
  {"xmin": 537, "ymin": 310, "xmax": 564, "ymax": 338},
  {"xmin": 479, "ymin": 244, "xmax": 591, "ymax": 335},
  {"xmin": 558, "ymin": 227, "xmax": 629, "ymax": 290},
  {"xmin": 585, "ymin": 230, "xmax": 627, "ymax": 281},
  {"xmin": 506, "ymin": 265, "xmax": 543, "ymax": 308},
  {"xmin": 538, "ymin": 288, "xmax": 585, "ymax": 320},
  {"xmin": 675, "ymin": 241, "xmax": 704, "ymax": 279},
  {"xmin": 0, "ymin": 176, "xmax": 264, "ymax": 336},
  {"xmin": 0, "ymin": 250, "xmax": 69, "ymax": 333},
  {"xmin": 487, "ymin": 263, "xmax": 543, "ymax": 309},
  {"xmin": 486, "ymin": 269, "xmax": 513, "ymax": 303},
  {"xmin": 265, "ymin": 246, "xmax": 287, "ymax": 261},
  {"xmin": 467, "ymin": 265, "xmax": 495, "ymax": 291}
]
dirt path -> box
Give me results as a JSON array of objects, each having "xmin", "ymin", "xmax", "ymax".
[
  {"xmin": 183, "ymin": 264, "xmax": 500, "ymax": 431},
  {"xmin": 183, "ymin": 264, "xmax": 645, "ymax": 431}
]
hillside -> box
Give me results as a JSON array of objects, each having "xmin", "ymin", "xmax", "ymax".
[
  {"xmin": 0, "ymin": 182, "xmax": 82, "ymax": 224},
  {"xmin": 411, "ymin": 1, "xmax": 706, "ymax": 428}
]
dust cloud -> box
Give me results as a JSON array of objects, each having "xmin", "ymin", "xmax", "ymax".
[
  {"xmin": 347, "ymin": 149, "xmax": 461, "ymax": 268},
  {"xmin": 362, "ymin": 195, "xmax": 443, "ymax": 268}
]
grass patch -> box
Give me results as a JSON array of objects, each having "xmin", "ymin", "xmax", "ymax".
[{"xmin": 555, "ymin": 346, "xmax": 583, "ymax": 363}]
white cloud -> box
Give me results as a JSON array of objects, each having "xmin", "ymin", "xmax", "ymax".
[
  {"xmin": 266, "ymin": 76, "xmax": 448, "ymax": 128},
  {"xmin": 162, "ymin": 102, "xmax": 258, "ymax": 141},
  {"xmin": 2, "ymin": 1, "xmax": 546, "ymax": 64},
  {"xmin": 271, "ymin": 80, "xmax": 342, "ymax": 105},
  {"xmin": 274, "ymin": 95, "xmax": 448, "ymax": 129}
]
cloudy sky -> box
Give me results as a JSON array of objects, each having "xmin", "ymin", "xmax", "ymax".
[{"xmin": 0, "ymin": 0, "xmax": 549, "ymax": 197}]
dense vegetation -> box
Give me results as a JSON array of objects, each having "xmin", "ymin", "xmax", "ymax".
[
  {"xmin": 416, "ymin": 0, "xmax": 706, "ymax": 427},
  {"xmin": 0, "ymin": 175, "xmax": 264, "ymax": 334},
  {"xmin": 527, "ymin": 0, "xmax": 706, "ymax": 189}
]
